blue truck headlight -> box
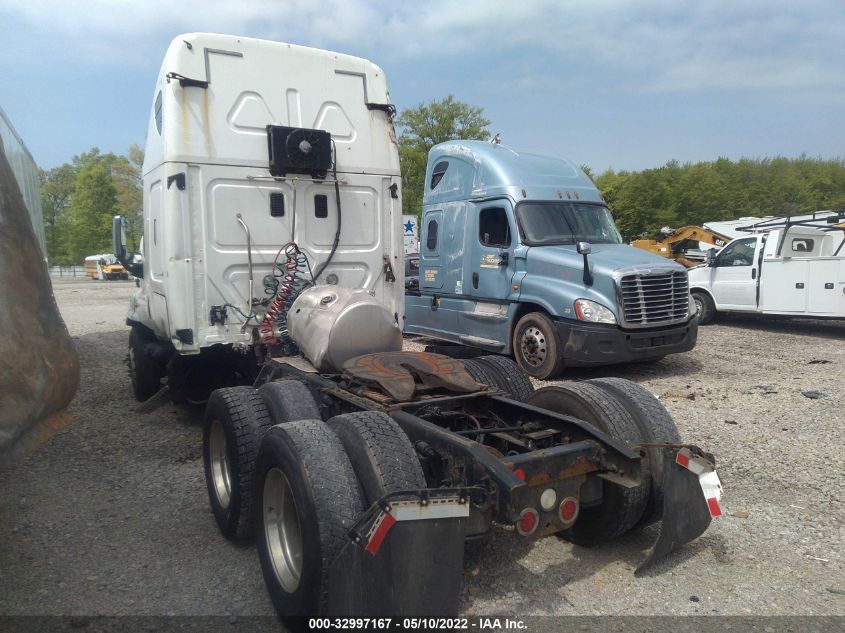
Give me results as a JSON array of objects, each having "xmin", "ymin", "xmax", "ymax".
[{"xmin": 574, "ymin": 299, "xmax": 617, "ymax": 324}]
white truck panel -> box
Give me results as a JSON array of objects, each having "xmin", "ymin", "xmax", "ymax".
[
  {"xmin": 759, "ymin": 259, "xmax": 807, "ymax": 312},
  {"xmin": 806, "ymin": 259, "xmax": 845, "ymax": 314},
  {"xmin": 134, "ymin": 34, "xmax": 403, "ymax": 353}
]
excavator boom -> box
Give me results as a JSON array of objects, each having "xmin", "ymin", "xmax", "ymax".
[{"xmin": 632, "ymin": 225, "xmax": 732, "ymax": 267}]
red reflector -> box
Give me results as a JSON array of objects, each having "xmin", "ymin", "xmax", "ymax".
[
  {"xmin": 517, "ymin": 510, "xmax": 537, "ymax": 535},
  {"xmin": 676, "ymin": 452, "xmax": 690, "ymax": 469},
  {"xmin": 514, "ymin": 468, "xmax": 526, "ymax": 481},
  {"xmin": 706, "ymin": 497, "xmax": 722, "ymax": 517},
  {"xmin": 559, "ymin": 498, "xmax": 578, "ymax": 522},
  {"xmin": 365, "ymin": 512, "xmax": 396, "ymax": 555}
]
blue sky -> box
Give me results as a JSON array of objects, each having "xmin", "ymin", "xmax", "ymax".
[{"xmin": 1, "ymin": 1, "xmax": 843, "ymax": 173}]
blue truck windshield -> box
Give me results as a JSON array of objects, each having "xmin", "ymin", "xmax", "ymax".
[{"xmin": 517, "ymin": 202, "xmax": 623, "ymax": 246}]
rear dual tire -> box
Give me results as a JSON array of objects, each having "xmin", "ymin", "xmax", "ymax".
[
  {"xmin": 586, "ymin": 378, "xmax": 681, "ymax": 527},
  {"xmin": 203, "ymin": 381, "xmax": 323, "ymax": 542},
  {"xmin": 203, "ymin": 387, "xmax": 275, "ymax": 540},
  {"xmin": 529, "ymin": 379, "xmax": 684, "ymax": 543},
  {"xmin": 256, "ymin": 420, "xmax": 364, "ymax": 617},
  {"xmin": 256, "ymin": 412, "xmax": 423, "ymax": 618},
  {"xmin": 527, "ymin": 382, "xmax": 650, "ymax": 545},
  {"xmin": 463, "ymin": 355, "xmax": 534, "ymax": 402}
]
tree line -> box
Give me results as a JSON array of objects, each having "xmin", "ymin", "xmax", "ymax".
[
  {"xmin": 40, "ymin": 97, "xmax": 845, "ymax": 263},
  {"xmin": 396, "ymin": 97, "xmax": 845, "ymax": 241},
  {"xmin": 592, "ymin": 156, "xmax": 845, "ymax": 240},
  {"xmin": 40, "ymin": 146, "xmax": 143, "ymax": 265}
]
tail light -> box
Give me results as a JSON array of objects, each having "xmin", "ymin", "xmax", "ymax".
[
  {"xmin": 559, "ymin": 497, "xmax": 579, "ymax": 526},
  {"xmin": 516, "ymin": 508, "xmax": 539, "ymax": 536}
]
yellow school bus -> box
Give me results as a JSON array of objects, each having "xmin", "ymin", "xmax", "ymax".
[{"xmin": 84, "ymin": 254, "xmax": 129, "ymax": 280}]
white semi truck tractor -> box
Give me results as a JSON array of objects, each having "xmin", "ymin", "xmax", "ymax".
[{"xmin": 114, "ymin": 33, "xmax": 723, "ymax": 620}]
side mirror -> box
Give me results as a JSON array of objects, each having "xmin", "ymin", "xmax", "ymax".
[
  {"xmin": 577, "ymin": 241, "xmax": 593, "ymax": 286},
  {"xmin": 113, "ymin": 215, "xmax": 144, "ymax": 279},
  {"xmin": 706, "ymin": 249, "xmax": 717, "ymax": 266},
  {"xmin": 113, "ymin": 215, "xmax": 127, "ymax": 261}
]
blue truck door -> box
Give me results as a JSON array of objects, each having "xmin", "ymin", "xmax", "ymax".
[
  {"xmin": 470, "ymin": 202, "xmax": 516, "ymax": 301},
  {"xmin": 420, "ymin": 210, "xmax": 444, "ymax": 290}
]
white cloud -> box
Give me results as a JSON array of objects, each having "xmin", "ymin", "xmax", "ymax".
[{"xmin": 0, "ymin": 0, "xmax": 842, "ymax": 95}]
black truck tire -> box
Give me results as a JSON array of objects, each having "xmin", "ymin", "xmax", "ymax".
[
  {"xmin": 476, "ymin": 355, "xmax": 535, "ymax": 402},
  {"xmin": 203, "ymin": 387, "xmax": 274, "ymax": 540},
  {"xmin": 463, "ymin": 358, "xmax": 504, "ymax": 392},
  {"xmin": 326, "ymin": 411, "xmax": 426, "ymax": 506},
  {"xmin": 692, "ymin": 291, "xmax": 715, "ymax": 324},
  {"xmin": 512, "ymin": 312, "xmax": 565, "ymax": 380},
  {"xmin": 255, "ymin": 420, "xmax": 364, "ymax": 617},
  {"xmin": 527, "ymin": 383, "xmax": 650, "ymax": 545},
  {"xmin": 128, "ymin": 326, "xmax": 163, "ymax": 402},
  {"xmin": 259, "ymin": 380, "xmax": 322, "ymax": 424},
  {"xmin": 586, "ymin": 377, "xmax": 681, "ymax": 526}
]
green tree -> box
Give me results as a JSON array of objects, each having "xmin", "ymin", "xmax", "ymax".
[
  {"xmin": 395, "ymin": 96, "xmax": 491, "ymax": 216},
  {"xmin": 65, "ymin": 162, "xmax": 118, "ymax": 262},
  {"xmin": 39, "ymin": 145, "xmax": 144, "ymax": 262},
  {"xmin": 39, "ymin": 164, "xmax": 76, "ymax": 264},
  {"xmin": 594, "ymin": 156, "xmax": 845, "ymax": 241},
  {"xmin": 111, "ymin": 144, "xmax": 144, "ymax": 249}
]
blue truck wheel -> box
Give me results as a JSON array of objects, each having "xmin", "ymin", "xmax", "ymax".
[{"xmin": 512, "ymin": 312, "xmax": 565, "ymax": 380}]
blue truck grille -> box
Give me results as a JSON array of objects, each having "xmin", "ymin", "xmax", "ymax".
[{"xmin": 619, "ymin": 271, "xmax": 689, "ymax": 327}]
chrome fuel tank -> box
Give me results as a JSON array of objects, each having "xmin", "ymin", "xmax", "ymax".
[{"xmin": 287, "ymin": 286, "xmax": 403, "ymax": 372}]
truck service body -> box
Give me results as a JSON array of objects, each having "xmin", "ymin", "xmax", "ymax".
[
  {"xmin": 689, "ymin": 215, "xmax": 845, "ymax": 322},
  {"xmin": 404, "ymin": 141, "xmax": 699, "ymax": 378},
  {"xmin": 114, "ymin": 34, "xmax": 722, "ymax": 620}
]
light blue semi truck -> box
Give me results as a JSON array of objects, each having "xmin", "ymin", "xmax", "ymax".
[{"xmin": 405, "ymin": 141, "xmax": 699, "ymax": 379}]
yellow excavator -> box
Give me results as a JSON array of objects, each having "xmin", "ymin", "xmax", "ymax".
[{"xmin": 633, "ymin": 225, "xmax": 732, "ymax": 267}]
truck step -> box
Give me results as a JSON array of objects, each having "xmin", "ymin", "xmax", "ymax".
[{"xmin": 458, "ymin": 335, "xmax": 505, "ymax": 351}]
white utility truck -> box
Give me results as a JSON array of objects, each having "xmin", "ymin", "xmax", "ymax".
[
  {"xmin": 114, "ymin": 34, "xmax": 723, "ymax": 620},
  {"xmin": 689, "ymin": 214, "xmax": 845, "ymax": 323}
]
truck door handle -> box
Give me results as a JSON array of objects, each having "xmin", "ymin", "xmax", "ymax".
[
  {"xmin": 472, "ymin": 272, "xmax": 479, "ymax": 289},
  {"xmin": 499, "ymin": 252, "xmax": 509, "ymax": 266},
  {"xmin": 751, "ymin": 269, "xmax": 756, "ymax": 279}
]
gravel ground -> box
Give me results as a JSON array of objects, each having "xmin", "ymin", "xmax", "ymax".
[{"xmin": 0, "ymin": 279, "xmax": 843, "ymax": 616}]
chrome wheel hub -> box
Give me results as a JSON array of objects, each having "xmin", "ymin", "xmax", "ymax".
[
  {"xmin": 263, "ymin": 467, "xmax": 303, "ymax": 593},
  {"xmin": 521, "ymin": 326, "xmax": 547, "ymax": 367},
  {"xmin": 208, "ymin": 420, "xmax": 231, "ymax": 508}
]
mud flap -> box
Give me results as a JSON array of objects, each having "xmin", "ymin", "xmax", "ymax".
[
  {"xmin": 326, "ymin": 491, "xmax": 469, "ymax": 616},
  {"xmin": 636, "ymin": 448, "xmax": 722, "ymax": 574}
]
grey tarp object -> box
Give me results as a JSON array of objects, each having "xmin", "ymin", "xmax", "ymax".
[{"xmin": 0, "ymin": 139, "xmax": 79, "ymax": 465}]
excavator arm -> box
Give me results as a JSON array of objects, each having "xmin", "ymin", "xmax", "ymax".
[{"xmin": 632, "ymin": 226, "xmax": 732, "ymax": 267}]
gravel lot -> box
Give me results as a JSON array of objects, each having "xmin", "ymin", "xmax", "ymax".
[{"xmin": 1, "ymin": 279, "xmax": 843, "ymax": 616}]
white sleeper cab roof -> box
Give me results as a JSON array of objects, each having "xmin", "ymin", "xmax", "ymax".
[{"xmin": 143, "ymin": 33, "xmax": 399, "ymax": 176}]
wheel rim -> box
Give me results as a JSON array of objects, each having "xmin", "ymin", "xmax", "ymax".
[
  {"xmin": 520, "ymin": 326, "xmax": 547, "ymax": 367},
  {"xmin": 208, "ymin": 420, "xmax": 231, "ymax": 508},
  {"xmin": 693, "ymin": 295, "xmax": 704, "ymax": 316},
  {"xmin": 263, "ymin": 467, "xmax": 303, "ymax": 593}
]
